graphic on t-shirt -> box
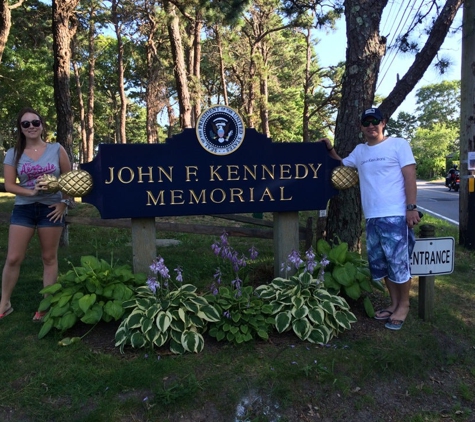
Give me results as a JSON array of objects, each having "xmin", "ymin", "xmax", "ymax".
[{"xmin": 20, "ymin": 162, "xmax": 57, "ymax": 188}]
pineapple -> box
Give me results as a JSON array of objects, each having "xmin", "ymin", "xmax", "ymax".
[
  {"xmin": 41, "ymin": 170, "xmax": 93, "ymax": 197},
  {"xmin": 331, "ymin": 166, "xmax": 359, "ymax": 190}
]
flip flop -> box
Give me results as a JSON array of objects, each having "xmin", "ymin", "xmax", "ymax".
[
  {"xmin": 33, "ymin": 311, "xmax": 47, "ymax": 322},
  {"xmin": 374, "ymin": 309, "xmax": 393, "ymax": 320},
  {"xmin": 385, "ymin": 319, "xmax": 404, "ymax": 330},
  {"xmin": 0, "ymin": 307, "xmax": 14, "ymax": 319}
]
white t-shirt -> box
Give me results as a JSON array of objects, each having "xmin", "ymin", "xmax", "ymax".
[{"xmin": 342, "ymin": 137, "xmax": 415, "ymax": 219}]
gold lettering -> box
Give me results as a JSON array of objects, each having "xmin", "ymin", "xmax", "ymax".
[
  {"xmin": 243, "ymin": 165, "xmax": 257, "ymax": 180},
  {"xmin": 294, "ymin": 164, "xmax": 309, "ymax": 179},
  {"xmin": 118, "ymin": 167, "xmax": 134, "ymax": 184},
  {"xmin": 227, "ymin": 165, "xmax": 240, "ymax": 181},
  {"xmin": 157, "ymin": 166, "xmax": 173, "ymax": 182},
  {"xmin": 280, "ymin": 186, "xmax": 292, "ymax": 201},
  {"xmin": 146, "ymin": 190, "xmax": 165, "ymax": 205},
  {"xmin": 170, "ymin": 190, "xmax": 185, "ymax": 205},
  {"xmin": 249, "ymin": 187, "xmax": 255, "ymax": 202},
  {"xmin": 259, "ymin": 187, "xmax": 275, "ymax": 201},
  {"xmin": 308, "ymin": 163, "xmax": 322, "ymax": 178},
  {"xmin": 210, "ymin": 188, "xmax": 226, "ymax": 203},
  {"xmin": 229, "ymin": 188, "xmax": 245, "ymax": 202},
  {"xmin": 280, "ymin": 164, "xmax": 292, "ymax": 180},
  {"xmin": 189, "ymin": 189, "xmax": 207, "ymax": 204},
  {"xmin": 186, "ymin": 166, "xmax": 199, "ymax": 182},
  {"xmin": 105, "ymin": 167, "xmax": 114, "ymax": 184},
  {"xmin": 137, "ymin": 166, "xmax": 154, "ymax": 183},
  {"xmin": 261, "ymin": 165, "xmax": 275, "ymax": 180},
  {"xmin": 210, "ymin": 165, "xmax": 223, "ymax": 181}
]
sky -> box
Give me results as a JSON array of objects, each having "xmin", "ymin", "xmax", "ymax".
[{"xmin": 315, "ymin": 1, "xmax": 463, "ymax": 117}]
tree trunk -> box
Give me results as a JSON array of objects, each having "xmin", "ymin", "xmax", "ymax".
[
  {"xmin": 192, "ymin": 14, "xmax": 202, "ymax": 124},
  {"xmin": 85, "ymin": 4, "xmax": 96, "ymax": 161},
  {"xmin": 71, "ymin": 37, "xmax": 87, "ymax": 163},
  {"xmin": 302, "ymin": 27, "xmax": 312, "ymax": 142},
  {"xmin": 164, "ymin": 0, "xmax": 192, "ymax": 129},
  {"xmin": 326, "ymin": 0, "xmax": 388, "ymax": 251},
  {"xmin": 215, "ymin": 26, "xmax": 229, "ymax": 106},
  {"xmin": 52, "ymin": 0, "xmax": 79, "ymax": 165},
  {"xmin": 112, "ymin": 0, "xmax": 127, "ymax": 144}
]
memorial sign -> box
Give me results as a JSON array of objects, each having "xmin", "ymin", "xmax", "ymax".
[{"xmin": 80, "ymin": 106, "xmax": 341, "ymax": 219}]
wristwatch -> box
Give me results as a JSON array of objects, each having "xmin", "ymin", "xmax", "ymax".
[
  {"xmin": 406, "ymin": 204, "xmax": 417, "ymax": 211},
  {"xmin": 61, "ymin": 198, "xmax": 73, "ymax": 207}
]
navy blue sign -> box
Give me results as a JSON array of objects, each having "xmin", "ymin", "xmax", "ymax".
[{"xmin": 81, "ymin": 127, "xmax": 340, "ymax": 219}]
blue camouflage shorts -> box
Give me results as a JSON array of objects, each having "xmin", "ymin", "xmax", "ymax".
[{"xmin": 365, "ymin": 216, "xmax": 415, "ymax": 284}]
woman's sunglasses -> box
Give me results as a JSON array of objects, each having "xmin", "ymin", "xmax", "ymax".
[
  {"xmin": 362, "ymin": 118, "xmax": 381, "ymax": 127},
  {"xmin": 20, "ymin": 119, "xmax": 42, "ymax": 129}
]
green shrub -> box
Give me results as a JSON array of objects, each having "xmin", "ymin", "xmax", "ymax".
[
  {"xmin": 316, "ymin": 238, "xmax": 384, "ymax": 316},
  {"xmin": 38, "ymin": 255, "xmax": 147, "ymax": 339},
  {"xmin": 114, "ymin": 257, "xmax": 220, "ymax": 354},
  {"xmin": 205, "ymin": 285, "xmax": 275, "ymax": 344},
  {"xmin": 256, "ymin": 258, "xmax": 357, "ymax": 344}
]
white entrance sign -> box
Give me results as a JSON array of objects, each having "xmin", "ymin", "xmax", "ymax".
[{"xmin": 410, "ymin": 237, "xmax": 455, "ymax": 276}]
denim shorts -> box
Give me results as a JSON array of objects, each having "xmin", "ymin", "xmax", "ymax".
[
  {"xmin": 10, "ymin": 203, "xmax": 65, "ymax": 228},
  {"xmin": 365, "ymin": 216, "xmax": 415, "ymax": 284}
]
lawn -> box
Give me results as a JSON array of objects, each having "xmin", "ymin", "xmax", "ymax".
[{"xmin": 0, "ymin": 193, "xmax": 474, "ymax": 422}]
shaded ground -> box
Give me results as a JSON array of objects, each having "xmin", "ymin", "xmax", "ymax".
[{"xmin": 64, "ymin": 295, "xmax": 475, "ymax": 422}]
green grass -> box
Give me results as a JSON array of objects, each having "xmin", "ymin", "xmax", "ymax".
[{"xmin": 0, "ymin": 194, "xmax": 474, "ymax": 421}]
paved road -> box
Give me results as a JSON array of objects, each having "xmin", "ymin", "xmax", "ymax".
[{"xmin": 417, "ymin": 180, "xmax": 459, "ymax": 225}]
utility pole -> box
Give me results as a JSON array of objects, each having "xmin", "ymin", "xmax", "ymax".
[{"xmin": 459, "ymin": 0, "xmax": 475, "ymax": 249}]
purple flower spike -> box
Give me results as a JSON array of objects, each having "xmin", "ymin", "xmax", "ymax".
[
  {"xmin": 249, "ymin": 246, "xmax": 259, "ymax": 260},
  {"xmin": 146, "ymin": 277, "xmax": 160, "ymax": 294}
]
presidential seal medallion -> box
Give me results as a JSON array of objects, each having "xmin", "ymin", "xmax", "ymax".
[{"xmin": 196, "ymin": 105, "xmax": 245, "ymax": 155}]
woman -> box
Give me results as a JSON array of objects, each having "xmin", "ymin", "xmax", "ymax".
[{"xmin": 0, "ymin": 107, "xmax": 72, "ymax": 320}]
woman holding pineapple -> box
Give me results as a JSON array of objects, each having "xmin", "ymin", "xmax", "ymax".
[{"xmin": 0, "ymin": 107, "xmax": 72, "ymax": 321}]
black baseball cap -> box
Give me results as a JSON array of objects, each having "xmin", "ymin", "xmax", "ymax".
[{"xmin": 360, "ymin": 107, "xmax": 384, "ymax": 123}]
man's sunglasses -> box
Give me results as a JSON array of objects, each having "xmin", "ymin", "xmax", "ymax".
[
  {"xmin": 362, "ymin": 118, "xmax": 381, "ymax": 127},
  {"xmin": 20, "ymin": 120, "xmax": 42, "ymax": 129}
]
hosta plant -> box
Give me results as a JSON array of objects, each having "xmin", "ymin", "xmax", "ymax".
[
  {"xmin": 115, "ymin": 257, "xmax": 220, "ymax": 354},
  {"xmin": 38, "ymin": 255, "xmax": 147, "ymax": 339},
  {"xmin": 205, "ymin": 232, "xmax": 274, "ymax": 345},
  {"xmin": 316, "ymin": 238, "xmax": 385, "ymax": 316},
  {"xmin": 255, "ymin": 249, "xmax": 357, "ymax": 344},
  {"xmin": 205, "ymin": 285, "xmax": 274, "ymax": 344}
]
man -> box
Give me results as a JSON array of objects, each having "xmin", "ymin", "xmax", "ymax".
[{"xmin": 320, "ymin": 107, "xmax": 420, "ymax": 330}]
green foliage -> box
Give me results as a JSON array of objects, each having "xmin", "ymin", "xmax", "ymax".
[
  {"xmin": 37, "ymin": 256, "xmax": 146, "ymax": 339},
  {"xmin": 415, "ymin": 80, "xmax": 461, "ymax": 131},
  {"xmin": 115, "ymin": 283, "xmax": 220, "ymax": 354},
  {"xmin": 411, "ymin": 124, "xmax": 459, "ymax": 179},
  {"xmin": 256, "ymin": 270, "xmax": 357, "ymax": 344},
  {"xmin": 315, "ymin": 238, "xmax": 384, "ymax": 317},
  {"xmin": 205, "ymin": 285, "xmax": 275, "ymax": 345}
]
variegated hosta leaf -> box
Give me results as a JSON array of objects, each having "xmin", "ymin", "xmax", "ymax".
[
  {"xmin": 153, "ymin": 331, "xmax": 169, "ymax": 348},
  {"xmin": 141, "ymin": 317, "xmax": 154, "ymax": 334},
  {"xmin": 181, "ymin": 330, "xmax": 205, "ymax": 353},
  {"xmin": 292, "ymin": 318, "xmax": 311, "ymax": 341},
  {"xmin": 156, "ymin": 311, "xmax": 172, "ymax": 332},
  {"xmin": 320, "ymin": 301, "xmax": 336, "ymax": 315},
  {"xmin": 197, "ymin": 304, "xmax": 220, "ymax": 322},
  {"xmin": 169, "ymin": 338, "xmax": 185, "ymax": 355},
  {"xmin": 275, "ymin": 311, "xmax": 292, "ymax": 333},
  {"xmin": 124, "ymin": 310, "xmax": 144, "ymax": 329},
  {"xmin": 114, "ymin": 325, "xmax": 128, "ymax": 346},
  {"xmin": 307, "ymin": 327, "xmax": 325, "ymax": 344},
  {"xmin": 130, "ymin": 332, "xmax": 147, "ymax": 349},
  {"xmin": 145, "ymin": 304, "xmax": 162, "ymax": 319},
  {"xmin": 291, "ymin": 305, "xmax": 309, "ymax": 319},
  {"xmin": 291, "ymin": 296, "xmax": 305, "ymax": 309},
  {"xmin": 308, "ymin": 307, "xmax": 324, "ymax": 325},
  {"xmin": 334, "ymin": 311, "xmax": 352, "ymax": 330}
]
